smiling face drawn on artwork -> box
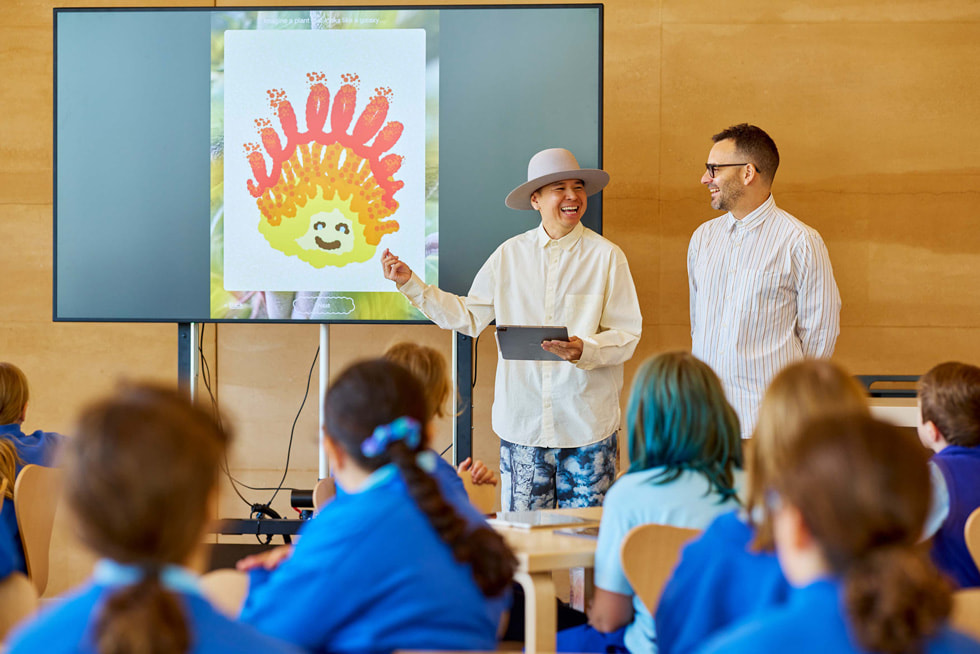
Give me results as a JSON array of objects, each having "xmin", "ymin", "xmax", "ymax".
[{"xmin": 245, "ymin": 73, "xmax": 406, "ymax": 269}]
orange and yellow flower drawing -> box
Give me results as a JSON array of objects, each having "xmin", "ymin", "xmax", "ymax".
[{"xmin": 244, "ymin": 72, "xmax": 404, "ymax": 268}]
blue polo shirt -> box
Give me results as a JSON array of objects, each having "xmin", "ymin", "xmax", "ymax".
[{"xmin": 241, "ymin": 465, "xmax": 505, "ymax": 654}]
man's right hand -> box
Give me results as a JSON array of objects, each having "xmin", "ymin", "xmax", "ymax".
[{"xmin": 381, "ymin": 248, "xmax": 413, "ymax": 285}]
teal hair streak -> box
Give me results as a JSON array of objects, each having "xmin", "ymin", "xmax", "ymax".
[{"xmin": 626, "ymin": 352, "xmax": 743, "ymax": 503}]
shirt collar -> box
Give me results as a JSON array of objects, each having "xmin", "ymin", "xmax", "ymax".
[
  {"xmin": 726, "ymin": 193, "xmax": 776, "ymax": 233},
  {"xmin": 335, "ymin": 463, "xmax": 399, "ymax": 496},
  {"xmin": 93, "ymin": 559, "xmax": 201, "ymax": 596},
  {"xmin": 535, "ymin": 221, "xmax": 585, "ymax": 250}
]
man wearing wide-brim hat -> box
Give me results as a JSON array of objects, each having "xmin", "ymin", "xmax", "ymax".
[{"xmin": 382, "ymin": 148, "xmax": 642, "ymax": 510}]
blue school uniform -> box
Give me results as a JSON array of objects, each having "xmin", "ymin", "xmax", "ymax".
[
  {"xmin": 557, "ymin": 467, "xmax": 745, "ymax": 654},
  {"xmin": 6, "ymin": 561, "xmax": 301, "ymax": 654},
  {"xmin": 655, "ymin": 510, "xmax": 791, "ymax": 654},
  {"xmin": 0, "ymin": 423, "xmax": 63, "ymax": 574},
  {"xmin": 695, "ymin": 578, "xmax": 980, "ymax": 654},
  {"xmin": 0, "ymin": 520, "xmax": 16, "ymax": 580},
  {"xmin": 240, "ymin": 464, "xmax": 506, "ymax": 654},
  {"xmin": 931, "ymin": 445, "xmax": 980, "ymax": 588}
]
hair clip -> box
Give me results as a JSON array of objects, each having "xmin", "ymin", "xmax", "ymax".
[{"xmin": 361, "ymin": 416, "xmax": 422, "ymax": 457}]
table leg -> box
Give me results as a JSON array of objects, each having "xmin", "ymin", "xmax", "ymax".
[{"xmin": 514, "ymin": 570, "xmax": 556, "ymax": 654}]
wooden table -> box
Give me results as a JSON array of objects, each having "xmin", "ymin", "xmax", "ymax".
[
  {"xmin": 869, "ymin": 397, "xmax": 918, "ymax": 428},
  {"xmin": 493, "ymin": 507, "xmax": 601, "ymax": 653}
]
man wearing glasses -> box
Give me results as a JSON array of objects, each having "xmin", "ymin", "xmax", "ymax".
[{"xmin": 688, "ymin": 124, "xmax": 840, "ymax": 436}]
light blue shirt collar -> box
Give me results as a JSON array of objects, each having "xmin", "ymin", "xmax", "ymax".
[{"xmin": 93, "ymin": 559, "xmax": 201, "ymax": 596}]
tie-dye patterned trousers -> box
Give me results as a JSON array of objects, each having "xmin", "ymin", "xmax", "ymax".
[{"xmin": 498, "ymin": 433, "xmax": 618, "ymax": 511}]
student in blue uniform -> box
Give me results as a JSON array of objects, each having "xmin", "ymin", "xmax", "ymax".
[
  {"xmin": 697, "ymin": 413, "xmax": 980, "ymax": 654},
  {"xmin": 0, "ymin": 362, "xmax": 64, "ymax": 574},
  {"xmin": 917, "ymin": 361, "xmax": 980, "ymax": 588},
  {"xmin": 656, "ymin": 360, "xmax": 870, "ymax": 654},
  {"xmin": 384, "ymin": 341, "xmax": 498, "ymax": 500},
  {"xmin": 0, "ymin": 441, "xmax": 17, "ymax": 582},
  {"xmin": 239, "ymin": 358, "xmax": 517, "ymax": 654},
  {"xmin": 556, "ymin": 352, "xmax": 745, "ymax": 654},
  {"xmin": 5, "ymin": 384, "xmax": 300, "ymax": 654}
]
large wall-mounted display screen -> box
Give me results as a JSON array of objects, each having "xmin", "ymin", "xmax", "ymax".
[{"xmin": 54, "ymin": 5, "xmax": 602, "ymax": 322}]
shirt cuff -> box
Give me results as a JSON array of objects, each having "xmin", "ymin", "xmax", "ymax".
[
  {"xmin": 575, "ymin": 337, "xmax": 599, "ymax": 370},
  {"xmin": 397, "ymin": 273, "xmax": 426, "ymax": 305}
]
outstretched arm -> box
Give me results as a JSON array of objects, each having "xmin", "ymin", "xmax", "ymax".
[{"xmin": 390, "ymin": 249, "xmax": 498, "ymax": 338}]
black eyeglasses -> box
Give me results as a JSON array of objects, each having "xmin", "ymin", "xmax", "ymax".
[{"xmin": 705, "ymin": 162, "xmax": 750, "ymax": 177}]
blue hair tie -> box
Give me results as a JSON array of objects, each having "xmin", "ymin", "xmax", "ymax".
[{"xmin": 361, "ymin": 416, "xmax": 422, "ymax": 457}]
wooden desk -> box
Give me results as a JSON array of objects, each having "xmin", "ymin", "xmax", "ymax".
[
  {"xmin": 494, "ymin": 507, "xmax": 601, "ymax": 653},
  {"xmin": 869, "ymin": 397, "xmax": 918, "ymax": 428}
]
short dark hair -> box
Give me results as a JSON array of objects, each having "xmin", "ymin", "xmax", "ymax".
[
  {"xmin": 919, "ymin": 361, "xmax": 980, "ymax": 447},
  {"xmin": 712, "ymin": 123, "xmax": 779, "ymax": 183}
]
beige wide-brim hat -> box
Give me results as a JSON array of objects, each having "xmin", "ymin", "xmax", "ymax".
[{"xmin": 504, "ymin": 148, "xmax": 610, "ymax": 210}]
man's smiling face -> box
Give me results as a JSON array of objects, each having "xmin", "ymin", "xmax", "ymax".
[{"xmin": 531, "ymin": 178, "xmax": 587, "ymax": 239}]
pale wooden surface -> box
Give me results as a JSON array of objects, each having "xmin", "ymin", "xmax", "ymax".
[
  {"xmin": 620, "ymin": 523, "xmax": 701, "ymax": 614},
  {"xmin": 951, "ymin": 588, "xmax": 980, "ymax": 641},
  {"xmin": 0, "ymin": 572, "xmax": 39, "ymax": 642},
  {"xmin": 965, "ymin": 507, "xmax": 980, "ymax": 574},
  {"xmin": 199, "ymin": 568, "xmax": 249, "ymax": 618},
  {"xmin": 868, "ymin": 397, "xmax": 919, "ymax": 428},
  {"xmin": 461, "ymin": 474, "xmax": 497, "ymax": 515},
  {"xmin": 312, "ymin": 477, "xmax": 336, "ymax": 515},
  {"xmin": 493, "ymin": 507, "xmax": 601, "ymax": 654},
  {"xmin": 14, "ymin": 465, "xmax": 64, "ymax": 596}
]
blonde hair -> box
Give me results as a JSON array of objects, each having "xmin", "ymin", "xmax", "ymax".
[
  {"xmin": 0, "ymin": 440, "xmax": 18, "ymax": 500},
  {"xmin": 747, "ymin": 359, "xmax": 869, "ymax": 549},
  {"xmin": 0, "ymin": 362, "xmax": 29, "ymax": 425},
  {"xmin": 383, "ymin": 342, "xmax": 453, "ymax": 423}
]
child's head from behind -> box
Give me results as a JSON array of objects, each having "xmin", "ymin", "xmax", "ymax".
[
  {"xmin": 748, "ymin": 359, "xmax": 868, "ymax": 547},
  {"xmin": 67, "ymin": 384, "xmax": 231, "ymax": 654},
  {"xmin": 771, "ymin": 412, "xmax": 950, "ymax": 653},
  {"xmin": 324, "ymin": 358, "xmax": 429, "ymax": 471},
  {"xmin": 918, "ymin": 361, "xmax": 980, "ymax": 449},
  {"xmin": 626, "ymin": 352, "xmax": 742, "ymax": 500},
  {"xmin": 68, "ymin": 384, "xmax": 230, "ymax": 564},
  {"xmin": 383, "ymin": 342, "xmax": 452, "ymax": 423},
  {"xmin": 324, "ymin": 358, "xmax": 516, "ymax": 597},
  {"xmin": 0, "ymin": 362, "xmax": 29, "ymax": 425}
]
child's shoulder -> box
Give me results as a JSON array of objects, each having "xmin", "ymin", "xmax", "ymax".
[{"xmin": 6, "ymin": 583, "xmax": 102, "ymax": 653}]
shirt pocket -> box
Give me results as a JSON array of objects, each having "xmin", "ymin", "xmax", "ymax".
[
  {"xmin": 563, "ymin": 293, "xmax": 603, "ymax": 338},
  {"xmin": 744, "ymin": 270, "xmax": 794, "ymax": 322}
]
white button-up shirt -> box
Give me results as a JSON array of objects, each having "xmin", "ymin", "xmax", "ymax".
[
  {"xmin": 688, "ymin": 194, "xmax": 841, "ymax": 436},
  {"xmin": 399, "ymin": 222, "xmax": 642, "ymax": 448}
]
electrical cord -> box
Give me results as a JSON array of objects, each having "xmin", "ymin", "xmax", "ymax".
[
  {"xmin": 265, "ymin": 344, "xmax": 319, "ymax": 508},
  {"xmin": 198, "ymin": 324, "xmax": 318, "ymax": 542}
]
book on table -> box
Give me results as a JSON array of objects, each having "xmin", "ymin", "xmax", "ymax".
[{"xmin": 487, "ymin": 511, "xmax": 599, "ymax": 530}]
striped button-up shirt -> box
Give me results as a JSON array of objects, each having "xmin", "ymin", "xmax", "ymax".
[
  {"xmin": 688, "ymin": 194, "xmax": 840, "ymax": 436},
  {"xmin": 399, "ymin": 222, "xmax": 642, "ymax": 448}
]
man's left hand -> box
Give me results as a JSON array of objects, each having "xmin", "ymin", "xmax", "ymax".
[{"xmin": 542, "ymin": 336, "xmax": 584, "ymax": 362}]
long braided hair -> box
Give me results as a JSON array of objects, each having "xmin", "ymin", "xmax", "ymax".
[{"xmin": 325, "ymin": 358, "xmax": 516, "ymax": 596}]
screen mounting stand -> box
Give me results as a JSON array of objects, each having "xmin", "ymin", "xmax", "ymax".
[{"xmin": 453, "ymin": 331, "xmax": 474, "ymax": 466}]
